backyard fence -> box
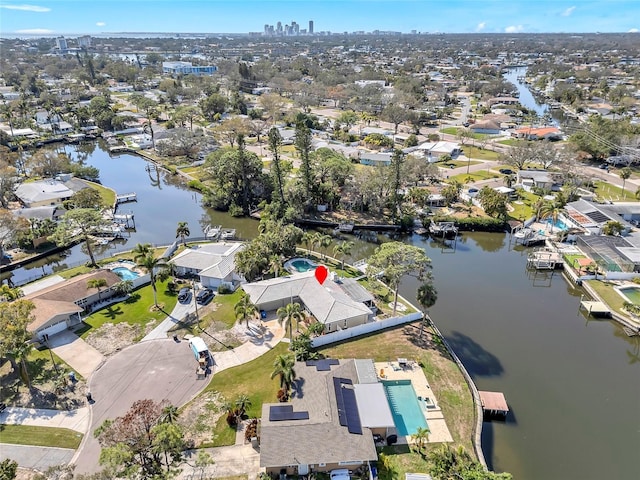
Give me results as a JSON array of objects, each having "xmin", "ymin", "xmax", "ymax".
[{"xmin": 311, "ymin": 311, "xmax": 423, "ymax": 348}]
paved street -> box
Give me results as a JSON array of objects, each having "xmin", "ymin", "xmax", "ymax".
[{"xmin": 73, "ymin": 338, "xmax": 210, "ymax": 474}]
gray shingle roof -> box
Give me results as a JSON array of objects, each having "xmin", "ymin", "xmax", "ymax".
[{"xmin": 259, "ymin": 360, "xmax": 378, "ymax": 468}]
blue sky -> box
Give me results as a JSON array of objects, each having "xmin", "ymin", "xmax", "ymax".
[{"xmin": 0, "ymin": 0, "xmax": 638, "ymax": 36}]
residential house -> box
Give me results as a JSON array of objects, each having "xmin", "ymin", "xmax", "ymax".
[
  {"xmin": 25, "ymin": 270, "xmax": 121, "ymax": 340},
  {"xmin": 162, "ymin": 61, "xmax": 217, "ymax": 76},
  {"xmin": 469, "ymin": 120, "xmax": 501, "ymax": 135},
  {"xmin": 260, "ymin": 358, "xmax": 393, "ymax": 476},
  {"xmin": 242, "ymin": 270, "xmax": 374, "ymax": 332},
  {"xmin": 170, "ymin": 242, "xmax": 244, "ymax": 290},
  {"xmin": 359, "ymin": 152, "xmax": 392, "ymax": 167},
  {"xmin": 14, "ymin": 180, "xmax": 75, "ymax": 207},
  {"xmin": 512, "ymin": 126, "xmax": 562, "ymax": 140},
  {"xmin": 517, "ymin": 170, "xmax": 559, "ymax": 192},
  {"xmin": 416, "ymin": 141, "xmax": 461, "ymax": 162}
]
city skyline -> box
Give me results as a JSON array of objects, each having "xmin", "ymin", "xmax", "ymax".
[{"xmin": 0, "ymin": 0, "xmax": 638, "ymax": 36}]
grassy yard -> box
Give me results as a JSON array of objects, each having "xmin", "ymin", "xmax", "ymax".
[
  {"xmin": 78, "ymin": 279, "xmax": 178, "ymax": 338},
  {"xmin": 462, "ymin": 146, "xmax": 500, "ymax": 161},
  {"xmin": 58, "ymin": 264, "xmax": 94, "ymax": 279},
  {"xmin": 593, "ymin": 181, "xmax": 638, "ymax": 202},
  {"xmin": 497, "ymin": 139, "xmax": 519, "ymax": 146},
  {"xmin": 0, "ymin": 424, "xmax": 83, "ymax": 449},
  {"xmin": 320, "ymin": 324, "xmax": 475, "ymax": 454},
  {"xmin": 85, "ymin": 180, "xmax": 116, "ymax": 207},
  {"xmin": 442, "ymin": 159, "xmax": 481, "ymax": 169},
  {"xmin": 508, "ymin": 190, "xmax": 543, "ymax": 222},
  {"xmin": 202, "ymin": 343, "xmax": 288, "ymax": 446},
  {"xmin": 440, "ymin": 127, "xmax": 459, "ymax": 135},
  {"xmin": 585, "ymin": 280, "xmax": 628, "ymax": 314},
  {"xmin": 448, "ymin": 171, "xmax": 499, "ymax": 184}
]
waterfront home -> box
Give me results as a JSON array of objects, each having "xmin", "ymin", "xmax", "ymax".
[
  {"xmin": 260, "ymin": 358, "xmax": 390, "ymax": 476},
  {"xmin": 512, "ymin": 126, "xmax": 562, "ymax": 140},
  {"xmin": 14, "ymin": 179, "xmax": 75, "ymax": 207},
  {"xmin": 469, "ymin": 120, "xmax": 501, "ymax": 135},
  {"xmin": 242, "ymin": 270, "xmax": 374, "ymax": 332},
  {"xmin": 25, "ymin": 270, "xmax": 121, "ymax": 341},
  {"xmin": 170, "ymin": 242, "xmax": 244, "ymax": 291}
]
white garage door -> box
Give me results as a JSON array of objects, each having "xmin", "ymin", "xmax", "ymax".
[{"xmin": 38, "ymin": 320, "xmax": 68, "ymax": 339}]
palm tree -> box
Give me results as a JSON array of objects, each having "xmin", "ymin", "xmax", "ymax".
[
  {"xmin": 540, "ymin": 201, "xmax": 561, "ymax": 233},
  {"xmin": 136, "ymin": 253, "xmax": 169, "ymax": 307},
  {"xmin": 310, "ymin": 232, "xmax": 323, "ymax": 259},
  {"xmin": 161, "ymin": 405, "xmax": 179, "ymax": 424},
  {"xmin": 132, "ymin": 242, "xmax": 152, "ymax": 263},
  {"xmin": 416, "ymin": 283, "xmax": 438, "ymax": 339},
  {"xmin": 235, "ymin": 394, "xmax": 252, "ymax": 418},
  {"xmin": 0, "ymin": 285, "xmax": 23, "ymax": 302},
  {"xmin": 175, "ymin": 221, "xmax": 190, "ymax": 245},
  {"xmin": 277, "ymin": 302, "xmax": 304, "ymax": 339},
  {"xmin": 234, "ymin": 294, "xmax": 258, "ymax": 328},
  {"xmin": 333, "ymin": 241, "xmax": 354, "ymax": 270},
  {"xmin": 113, "ymin": 280, "xmax": 134, "ymax": 297},
  {"xmin": 413, "ymin": 426, "xmax": 430, "ymax": 453},
  {"xmin": 619, "ymin": 167, "xmax": 632, "ymax": 195},
  {"xmin": 270, "ymin": 353, "xmax": 297, "ymax": 391},
  {"xmin": 268, "ymin": 254, "xmax": 283, "ymax": 278},
  {"xmin": 87, "ymin": 278, "xmax": 108, "ymax": 300},
  {"xmin": 301, "ymin": 231, "xmax": 314, "ymax": 258},
  {"xmin": 319, "ymin": 234, "xmax": 332, "ymax": 261}
]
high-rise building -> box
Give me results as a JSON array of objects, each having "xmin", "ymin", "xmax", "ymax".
[
  {"xmin": 309, "ymin": 20, "xmax": 314, "ymax": 34},
  {"xmin": 55, "ymin": 36, "xmax": 68, "ymax": 51},
  {"xmin": 77, "ymin": 35, "xmax": 91, "ymax": 48},
  {"xmin": 276, "ymin": 21, "xmax": 282, "ymax": 35}
]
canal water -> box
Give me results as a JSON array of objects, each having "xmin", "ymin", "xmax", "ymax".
[{"xmin": 6, "ymin": 143, "xmax": 640, "ymax": 479}]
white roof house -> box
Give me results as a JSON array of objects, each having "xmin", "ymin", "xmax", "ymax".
[
  {"xmin": 14, "ymin": 180, "xmax": 75, "ymax": 207},
  {"xmin": 242, "ymin": 270, "xmax": 373, "ymax": 332},
  {"xmin": 170, "ymin": 242, "xmax": 244, "ymax": 290}
]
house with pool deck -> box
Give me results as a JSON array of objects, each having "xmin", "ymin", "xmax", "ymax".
[
  {"xmin": 259, "ymin": 358, "xmax": 392, "ymax": 476},
  {"xmin": 241, "ymin": 270, "xmax": 375, "ymax": 332}
]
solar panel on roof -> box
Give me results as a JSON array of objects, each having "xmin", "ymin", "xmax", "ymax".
[
  {"xmin": 307, "ymin": 359, "xmax": 340, "ymax": 371},
  {"xmin": 269, "ymin": 404, "xmax": 309, "ymax": 421},
  {"xmin": 585, "ymin": 210, "xmax": 610, "ymax": 223},
  {"xmin": 333, "ymin": 377, "xmax": 348, "ymax": 426},
  {"xmin": 342, "ymin": 386, "xmax": 362, "ymax": 435}
]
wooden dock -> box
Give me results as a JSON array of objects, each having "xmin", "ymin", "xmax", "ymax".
[
  {"xmin": 429, "ymin": 221, "xmax": 458, "ymax": 237},
  {"xmin": 527, "ymin": 250, "xmax": 563, "ymax": 270},
  {"xmin": 115, "ymin": 192, "xmax": 137, "ymax": 204},
  {"xmin": 479, "ymin": 391, "xmax": 509, "ymax": 417}
]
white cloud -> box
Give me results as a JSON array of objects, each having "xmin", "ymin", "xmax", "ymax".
[
  {"xmin": 629, "ymin": 28, "xmax": 639, "ymax": 33},
  {"xmin": 475, "ymin": 22, "xmax": 486, "ymax": 32},
  {"xmin": 0, "ymin": 4, "xmax": 51, "ymax": 13},
  {"xmin": 16, "ymin": 28, "xmax": 54, "ymax": 34},
  {"xmin": 562, "ymin": 6, "xmax": 576, "ymax": 17},
  {"xmin": 505, "ymin": 25, "xmax": 524, "ymax": 33},
  {"xmin": 96, "ymin": 21, "xmax": 106, "ymax": 27}
]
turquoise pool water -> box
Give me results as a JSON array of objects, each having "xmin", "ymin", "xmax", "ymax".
[
  {"xmin": 619, "ymin": 287, "xmax": 640, "ymax": 304},
  {"xmin": 112, "ymin": 267, "xmax": 140, "ymax": 281},
  {"xmin": 383, "ymin": 380, "xmax": 428, "ymax": 436},
  {"xmin": 291, "ymin": 259, "xmax": 316, "ymax": 272},
  {"xmin": 546, "ymin": 217, "xmax": 568, "ymax": 231}
]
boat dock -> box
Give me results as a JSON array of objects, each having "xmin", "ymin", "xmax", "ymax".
[
  {"xmin": 337, "ymin": 223, "xmax": 355, "ymax": 233},
  {"xmin": 479, "ymin": 391, "xmax": 509, "ymax": 418},
  {"xmin": 527, "ymin": 250, "xmax": 563, "ymax": 270},
  {"xmin": 580, "ymin": 300, "xmax": 611, "ymax": 318},
  {"xmin": 429, "ymin": 221, "xmax": 458, "ymax": 237},
  {"xmin": 514, "ymin": 227, "xmax": 546, "ymax": 246},
  {"xmin": 115, "ymin": 192, "xmax": 137, "ymax": 205}
]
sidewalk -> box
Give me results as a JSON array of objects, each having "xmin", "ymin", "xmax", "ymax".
[{"xmin": 0, "ymin": 407, "xmax": 90, "ymax": 433}]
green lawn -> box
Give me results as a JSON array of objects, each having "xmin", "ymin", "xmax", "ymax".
[
  {"xmin": 508, "ymin": 190, "xmax": 543, "ymax": 222},
  {"xmin": 202, "ymin": 343, "xmax": 289, "ymax": 446},
  {"xmin": 593, "ymin": 181, "xmax": 639, "ymax": 202},
  {"xmin": 84, "ymin": 180, "xmax": 116, "ymax": 207},
  {"xmin": 448, "ymin": 171, "xmax": 499, "ymax": 183},
  {"xmin": 441, "ymin": 159, "xmax": 481, "ymax": 169},
  {"xmin": 0, "ymin": 424, "xmax": 83, "ymax": 449},
  {"xmin": 441, "ymin": 127, "xmax": 459, "ymax": 135},
  {"xmin": 79, "ymin": 279, "xmax": 178, "ymax": 338},
  {"xmin": 584, "ymin": 280, "xmax": 627, "ymax": 314},
  {"xmin": 462, "ymin": 146, "xmax": 500, "ymax": 161},
  {"xmin": 27, "ymin": 346, "xmax": 78, "ymax": 382},
  {"xmin": 497, "ymin": 139, "xmax": 519, "ymax": 146}
]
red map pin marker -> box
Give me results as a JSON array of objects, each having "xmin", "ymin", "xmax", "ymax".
[{"xmin": 315, "ymin": 265, "xmax": 328, "ymax": 285}]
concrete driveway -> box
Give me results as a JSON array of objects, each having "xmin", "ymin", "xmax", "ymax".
[
  {"xmin": 73, "ymin": 338, "xmax": 210, "ymax": 474},
  {"xmin": 49, "ymin": 331, "xmax": 105, "ymax": 379},
  {"xmin": 0, "ymin": 444, "xmax": 75, "ymax": 470},
  {"xmin": 141, "ymin": 296, "xmax": 196, "ymax": 341}
]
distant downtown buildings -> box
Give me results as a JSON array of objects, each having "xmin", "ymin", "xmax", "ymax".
[{"xmin": 263, "ymin": 20, "xmax": 314, "ymax": 36}]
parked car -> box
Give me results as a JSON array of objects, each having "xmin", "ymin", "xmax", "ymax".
[
  {"xmin": 499, "ymin": 168, "xmax": 514, "ymax": 175},
  {"xmin": 330, "ymin": 469, "xmax": 351, "ymax": 480},
  {"xmin": 196, "ymin": 288, "xmax": 214, "ymax": 305},
  {"xmin": 178, "ymin": 287, "xmax": 191, "ymax": 304}
]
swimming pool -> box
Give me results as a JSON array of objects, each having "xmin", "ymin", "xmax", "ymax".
[
  {"xmin": 112, "ymin": 267, "xmax": 140, "ymax": 281},
  {"xmin": 617, "ymin": 286, "xmax": 640, "ymax": 304},
  {"xmin": 546, "ymin": 217, "xmax": 568, "ymax": 231},
  {"xmin": 382, "ymin": 379, "xmax": 428, "ymax": 436},
  {"xmin": 286, "ymin": 258, "xmax": 317, "ymax": 273}
]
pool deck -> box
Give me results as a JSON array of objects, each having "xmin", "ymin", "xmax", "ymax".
[{"xmin": 375, "ymin": 361, "xmax": 453, "ymax": 444}]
